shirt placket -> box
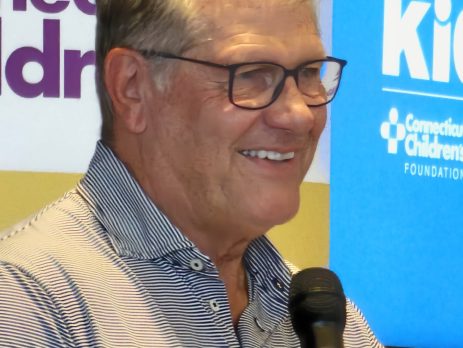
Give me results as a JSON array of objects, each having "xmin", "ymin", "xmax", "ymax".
[{"xmin": 173, "ymin": 251, "xmax": 243, "ymax": 347}]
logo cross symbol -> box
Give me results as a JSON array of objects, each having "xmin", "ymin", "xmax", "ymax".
[{"xmin": 380, "ymin": 108, "xmax": 406, "ymax": 154}]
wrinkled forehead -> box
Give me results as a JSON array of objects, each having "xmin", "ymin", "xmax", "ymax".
[
  {"xmin": 193, "ymin": 0, "xmax": 319, "ymax": 43},
  {"xmin": 195, "ymin": 0, "xmax": 314, "ymax": 13}
]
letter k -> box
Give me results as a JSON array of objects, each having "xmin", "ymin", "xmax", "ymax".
[{"xmin": 383, "ymin": 0, "xmax": 431, "ymax": 80}]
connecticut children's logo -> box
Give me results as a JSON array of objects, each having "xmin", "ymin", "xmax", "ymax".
[{"xmin": 379, "ymin": 107, "xmax": 463, "ymax": 180}]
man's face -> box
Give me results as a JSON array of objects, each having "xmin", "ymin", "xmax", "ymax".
[{"xmin": 142, "ymin": 1, "xmax": 327, "ymax": 238}]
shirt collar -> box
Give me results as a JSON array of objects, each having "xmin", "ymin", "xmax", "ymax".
[
  {"xmin": 78, "ymin": 141, "xmax": 195, "ymax": 260},
  {"xmin": 244, "ymin": 236, "xmax": 293, "ymax": 331}
]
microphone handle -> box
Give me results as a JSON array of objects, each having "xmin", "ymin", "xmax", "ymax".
[{"xmin": 300, "ymin": 321, "xmax": 344, "ymax": 348}]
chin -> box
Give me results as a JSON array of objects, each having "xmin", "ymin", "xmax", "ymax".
[
  {"xmin": 251, "ymin": 192, "xmax": 301, "ymax": 231},
  {"xmin": 272, "ymin": 202, "xmax": 300, "ymax": 225}
]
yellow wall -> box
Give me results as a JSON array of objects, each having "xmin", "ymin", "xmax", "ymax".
[
  {"xmin": 268, "ymin": 183, "xmax": 329, "ymax": 268},
  {"xmin": 0, "ymin": 171, "xmax": 329, "ymax": 268},
  {"xmin": 0, "ymin": 172, "xmax": 82, "ymax": 229}
]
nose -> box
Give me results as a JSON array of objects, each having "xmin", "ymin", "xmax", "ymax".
[{"xmin": 263, "ymin": 78, "xmax": 320, "ymax": 134}]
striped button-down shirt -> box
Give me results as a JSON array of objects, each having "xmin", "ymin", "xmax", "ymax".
[{"xmin": 0, "ymin": 142, "xmax": 383, "ymax": 347}]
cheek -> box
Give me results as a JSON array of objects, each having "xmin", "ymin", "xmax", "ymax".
[{"xmin": 312, "ymin": 107, "xmax": 328, "ymax": 137}]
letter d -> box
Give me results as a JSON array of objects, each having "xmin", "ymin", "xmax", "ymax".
[{"xmin": 6, "ymin": 20, "xmax": 60, "ymax": 98}]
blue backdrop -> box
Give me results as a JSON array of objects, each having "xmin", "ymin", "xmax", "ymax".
[{"xmin": 330, "ymin": 1, "xmax": 463, "ymax": 347}]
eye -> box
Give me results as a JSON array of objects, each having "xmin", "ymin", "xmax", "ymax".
[
  {"xmin": 235, "ymin": 64, "xmax": 280, "ymax": 88},
  {"xmin": 299, "ymin": 66, "xmax": 321, "ymax": 80}
]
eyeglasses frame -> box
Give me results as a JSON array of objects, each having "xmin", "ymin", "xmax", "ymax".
[{"xmin": 138, "ymin": 49, "xmax": 347, "ymax": 110}]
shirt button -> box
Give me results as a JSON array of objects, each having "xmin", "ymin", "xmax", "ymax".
[
  {"xmin": 272, "ymin": 277, "xmax": 284, "ymax": 292},
  {"xmin": 190, "ymin": 258, "xmax": 204, "ymax": 271},
  {"xmin": 209, "ymin": 299, "xmax": 220, "ymax": 312},
  {"xmin": 254, "ymin": 317, "xmax": 265, "ymax": 332}
]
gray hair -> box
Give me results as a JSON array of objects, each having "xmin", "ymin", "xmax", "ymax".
[
  {"xmin": 95, "ymin": 0, "xmax": 318, "ymax": 144},
  {"xmin": 96, "ymin": 0, "xmax": 202, "ymax": 143}
]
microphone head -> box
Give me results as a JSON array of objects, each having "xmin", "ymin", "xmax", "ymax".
[{"xmin": 289, "ymin": 267, "xmax": 347, "ymax": 340}]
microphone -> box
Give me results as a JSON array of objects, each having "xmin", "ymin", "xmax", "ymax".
[{"xmin": 289, "ymin": 267, "xmax": 347, "ymax": 348}]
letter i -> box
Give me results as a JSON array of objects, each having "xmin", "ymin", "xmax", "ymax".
[
  {"xmin": 433, "ymin": 0, "xmax": 452, "ymax": 82},
  {"xmin": 13, "ymin": 0, "xmax": 28, "ymax": 11}
]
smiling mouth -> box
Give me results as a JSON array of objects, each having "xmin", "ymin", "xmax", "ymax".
[{"xmin": 239, "ymin": 150, "xmax": 295, "ymax": 161}]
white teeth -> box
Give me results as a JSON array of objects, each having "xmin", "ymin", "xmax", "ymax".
[
  {"xmin": 240, "ymin": 150, "xmax": 295, "ymax": 161},
  {"xmin": 258, "ymin": 150, "xmax": 267, "ymax": 159}
]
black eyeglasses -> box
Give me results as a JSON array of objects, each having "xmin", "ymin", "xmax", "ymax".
[{"xmin": 139, "ymin": 50, "xmax": 347, "ymax": 110}]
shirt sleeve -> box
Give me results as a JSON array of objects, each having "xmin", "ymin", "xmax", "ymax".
[{"xmin": 0, "ymin": 262, "xmax": 74, "ymax": 348}]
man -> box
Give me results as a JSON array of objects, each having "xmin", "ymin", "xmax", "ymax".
[{"xmin": 0, "ymin": 0, "xmax": 382, "ymax": 347}]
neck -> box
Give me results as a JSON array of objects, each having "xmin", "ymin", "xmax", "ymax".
[{"xmin": 211, "ymin": 244, "xmax": 250, "ymax": 326}]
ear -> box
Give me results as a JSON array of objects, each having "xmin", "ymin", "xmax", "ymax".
[{"xmin": 104, "ymin": 48, "xmax": 150, "ymax": 134}]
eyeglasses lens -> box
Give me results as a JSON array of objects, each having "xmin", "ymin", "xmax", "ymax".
[{"xmin": 231, "ymin": 61, "xmax": 341, "ymax": 109}]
